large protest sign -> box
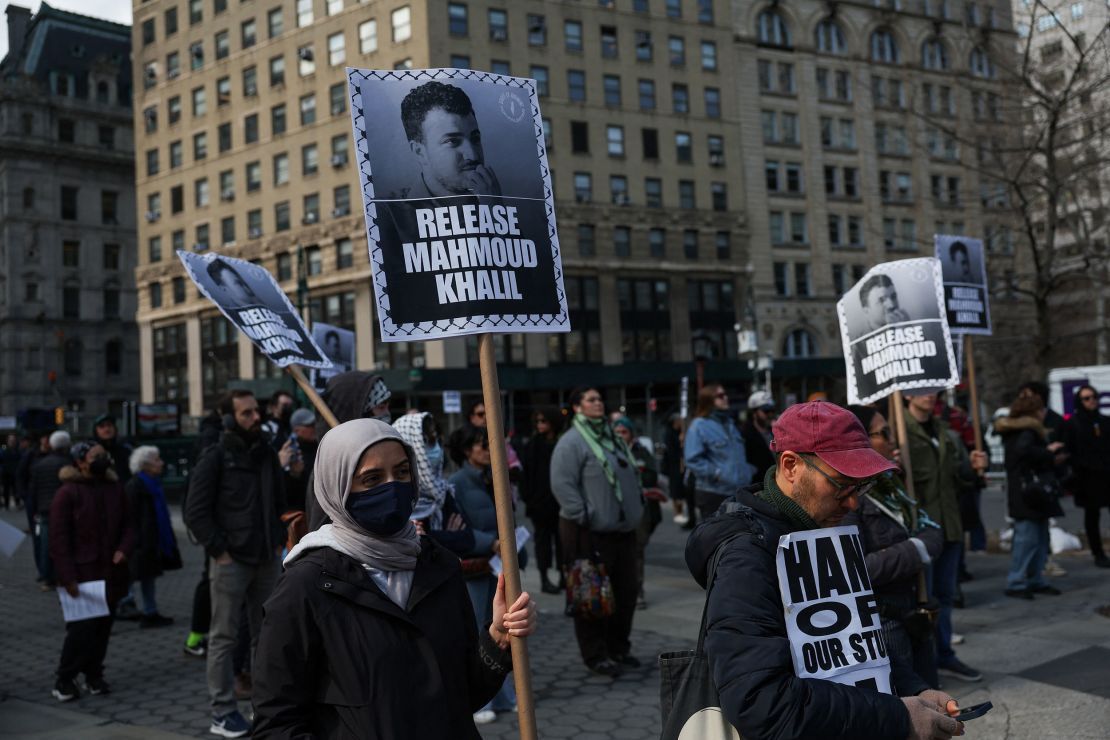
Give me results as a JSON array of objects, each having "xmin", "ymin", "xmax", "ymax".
[
  {"xmin": 935, "ymin": 235, "xmax": 991, "ymax": 335},
  {"xmin": 308, "ymin": 322, "xmax": 355, "ymax": 390},
  {"xmin": 177, "ymin": 251, "xmax": 331, "ymax": 369},
  {"xmin": 776, "ymin": 526, "xmax": 892, "ymax": 693},
  {"xmin": 837, "ymin": 258, "xmax": 959, "ymax": 405},
  {"xmin": 347, "ymin": 67, "xmax": 569, "ymax": 342}
]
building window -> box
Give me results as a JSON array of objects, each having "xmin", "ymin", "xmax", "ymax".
[
  {"xmin": 268, "ymin": 7, "xmax": 283, "ymax": 37},
  {"xmin": 565, "ymin": 20, "xmax": 583, "ymax": 52},
  {"xmin": 58, "ymin": 118, "xmax": 75, "ymax": 143},
  {"xmin": 635, "ymin": 30, "xmax": 652, "ymax": 61},
  {"xmin": 969, "ymin": 47, "xmax": 995, "ymax": 78},
  {"xmin": 277, "ymin": 252, "xmax": 293, "ymax": 281},
  {"xmin": 272, "ymin": 103, "xmax": 287, "ymax": 135},
  {"xmin": 673, "ymin": 83, "xmax": 689, "ymax": 113},
  {"xmin": 668, "ymin": 35, "xmax": 685, "ymax": 65},
  {"xmin": 815, "ymin": 18, "xmax": 846, "ymax": 54},
  {"xmin": 270, "ymin": 55, "xmax": 285, "ymax": 86},
  {"xmin": 567, "ymin": 69, "xmax": 586, "ymax": 101},
  {"xmin": 870, "ymin": 28, "xmax": 899, "ymax": 64},
  {"xmin": 449, "ymin": 3, "xmax": 468, "ymax": 36},
  {"xmin": 603, "ymin": 75, "xmax": 621, "ymax": 106},
  {"xmin": 606, "ymin": 125, "xmax": 624, "ymax": 157},
  {"xmin": 221, "ymin": 216, "xmax": 235, "ymax": 244},
  {"xmin": 649, "ymin": 228, "xmax": 665, "ymax": 258},
  {"xmin": 701, "ymin": 41, "xmax": 717, "ymax": 71},
  {"xmin": 794, "ymin": 263, "xmax": 811, "ymax": 297},
  {"xmin": 190, "ymin": 41, "xmax": 204, "ymax": 70},
  {"xmin": 149, "ymin": 236, "xmax": 162, "ymax": 263},
  {"xmin": 704, "ymin": 87, "xmax": 720, "ymax": 117},
  {"xmin": 195, "ymin": 178, "xmax": 209, "ymax": 207},
  {"xmin": 392, "ymin": 6, "xmax": 411, "ymax": 42},
  {"xmin": 675, "ymin": 132, "xmax": 692, "ymax": 162},
  {"xmin": 922, "ymin": 38, "xmax": 949, "ymax": 70},
  {"xmin": 359, "ymin": 20, "xmax": 377, "ymax": 53},
  {"xmin": 168, "ymin": 96, "xmax": 182, "ymax": 123},
  {"xmin": 192, "ymin": 87, "xmax": 206, "ymax": 116},
  {"xmin": 328, "ymin": 32, "xmax": 346, "ymax": 66},
  {"xmin": 683, "ymin": 229, "xmax": 698, "ymax": 258},
  {"xmin": 336, "ymin": 238, "xmax": 354, "ymax": 269},
  {"xmin": 531, "ymin": 66, "xmax": 549, "ymax": 97},
  {"xmin": 62, "ymin": 240, "xmax": 80, "ymax": 267},
  {"xmin": 101, "ymin": 190, "xmax": 119, "ymax": 224},
  {"xmin": 642, "ymin": 127, "xmax": 658, "ymax": 159},
  {"xmin": 194, "ymin": 131, "xmax": 208, "ymax": 160},
  {"xmin": 638, "ymin": 79, "xmax": 656, "ymax": 110},
  {"xmin": 165, "ymin": 6, "xmax": 178, "ymax": 35},
  {"xmin": 549, "ymin": 276, "xmax": 600, "ymax": 364},
  {"xmin": 528, "ymin": 14, "xmax": 546, "ymax": 45},
  {"xmin": 274, "ymin": 153, "xmax": 290, "ymax": 185},
  {"xmin": 571, "ymin": 121, "xmax": 589, "ymax": 153},
  {"xmin": 103, "ymin": 242, "xmax": 120, "ymax": 270},
  {"xmin": 711, "ymin": 182, "xmax": 727, "ymax": 211},
  {"xmin": 170, "ymin": 185, "xmax": 183, "ymax": 213},
  {"xmin": 577, "ymin": 223, "xmax": 595, "ymax": 255},
  {"xmin": 61, "ymin": 186, "xmax": 78, "ymax": 220},
  {"xmin": 574, "ymin": 172, "xmax": 592, "ymax": 202},
  {"xmin": 296, "ymin": 0, "xmax": 313, "ymax": 27},
  {"xmin": 619, "ymin": 279, "xmax": 672, "ymax": 362},
  {"xmin": 63, "ymin": 338, "xmax": 82, "ymax": 375},
  {"xmin": 689, "ymin": 280, "xmax": 737, "ymax": 360},
  {"xmin": 600, "ymin": 25, "xmax": 618, "ymax": 57},
  {"xmin": 246, "ymin": 161, "xmax": 261, "ymax": 191},
  {"xmin": 215, "ymin": 30, "xmax": 229, "ymax": 60},
  {"xmin": 275, "ymin": 201, "xmax": 291, "ymax": 231},
  {"xmin": 298, "ymin": 44, "xmax": 316, "ymax": 76},
  {"xmin": 103, "ymin": 287, "xmax": 120, "ymax": 318},
  {"xmin": 645, "ymin": 178, "xmax": 662, "ymax": 208},
  {"xmin": 756, "ymin": 10, "xmax": 791, "ymax": 48},
  {"xmin": 489, "ymin": 8, "xmax": 508, "ymax": 41},
  {"xmin": 300, "ymin": 93, "xmax": 316, "ymax": 124},
  {"xmin": 679, "ymin": 180, "xmax": 695, "ymax": 209},
  {"xmin": 783, "ymin": 329, "xmax": 817, "ymax": 358},
  {"xmin": 303, "ymin": 193, "xmax": 320, "ymax": 223},
  {"xmin": 613, "ymin": 225, "xmax": 631, "ymax": 257},
  {"xmin": 303, "ymin": 144, "xmax": 319, "ymax": 175},
  {"xmin": 63, "ymin": 284, "xmax": 80, "ymax": 318}
]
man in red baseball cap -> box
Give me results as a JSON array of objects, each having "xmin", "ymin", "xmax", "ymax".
[{"xmin": 684, "ymin": 401, "xmax": 962, "ymax": 740}]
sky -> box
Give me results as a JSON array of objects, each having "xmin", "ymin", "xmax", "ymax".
[{"xmin": 0, "ymin": 0, "xmax": 132, "ymax": 59}]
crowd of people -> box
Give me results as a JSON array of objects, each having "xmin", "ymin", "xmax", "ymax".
[{"xmin": 3, "ymin": 370, "xmax": 1109, "ymax": 739}]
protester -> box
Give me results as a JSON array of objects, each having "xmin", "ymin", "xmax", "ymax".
[
  {"xmin": 183, "ymin": 408, "xmax": 227, "ymax": 659},
  {"xmin": 613, "ymin": 416, "xmax": 661, "ymax": 609},
  {"xmin": 306, "ymin": 371, "xmax": 393, "ymax": 530},
  {"xmin": 741, "ymin": 390, "xmax": 777, "ymax": 482},
  {"xmin": 684, "ymin": 384, "xmax": 755, "ymax": 519},
  {"xmin": 49, "ymin": 440, "xmax": 134, "ymax": 702},
  {"xmin": 551, "ymin": 387, "xmax": 643, "ymax": 677},
  {"xmin": 124, "ymin": 446, "xmax": 181, "ymax": 628},
  {"xmin": 998, "ymin": 393, "xmax": 1066, "ymax": 598},
  {"xmin": 449, "ymin": 425, "xmax": 519, "ymax": 724},
  {"xmin": 183, "ymin": 389, "xmax": 287, "ymax": 739},
  {"xmin": 393, "ymin": 411, "xmax": 475, "ymax": 558},
  {"xmin": 280, "ymin": 408, "xmax": 319, "ymax": 513},
  {"xmin": 28, "ymin": 430, "xmax": 71, "ymax": 589},
  {"xmin": 260, "ymin": 390, "xmax": 295, "ymax": 449},
  {"xmin": 1062, "ymin": 384, "xmax": 1110, "ymax": 568},
  {"xmin": 17, "ymin": 431, "xmax": 49, "ymax": 528},
  {"xmin": 686, "ymin": 401, "xmax": 963, "ymax": 739},
  {"xmin": 903, "ymin": 391, "xmax": 987, "ymax": 683},
  {"xmin": 845, "ymin": 405, "xmax": 943, "ymax": 689},
  {"xmin": 251, "ymin": 419, "xmax": 536, "ymax": 739},
  {"xmin": 662, "ymin": 414, "xmax": 692, "ymax": 528},
  {"xmin": 1, "ymin": 433, "xmax": 19, "ymax": 509},
  {"xmin": 448, "ymin": 399, "xmax": 524, "ymax": 478},
  {"xmin": 1019, "ymin": 381, "xmax": 1066, "ymax": 438},
  {"xmin": 92, "ymin": 413, "xmax": 133, "ymax": 484},
  {"xmin": 521, "ymin": 407, "xmax": 563, "ymax": 595}
]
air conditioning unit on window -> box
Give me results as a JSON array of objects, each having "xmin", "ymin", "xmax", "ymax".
[
  {"xmin": 303, "ymin": 212, "xmax": 318, "ymax": 224},
  {"xmin": 249, "ymin": 227, "xmax": 262, "ymax": 239},
  {"xmin": 491, "ymin": 29, "xmax": 508, "ymax": 41},
  {"xmin": 245, "ymin": 85, "xmax": 257, "ymax": 97},
  {"xmin": 298, "ymin": 47, "xmax": 314, "ymax": 61},
  {"xmin": 614, "ymin": 194, "xmax": 630, "ymax": 206},
  {"xmin": 145, "ymin": 210, "xmax": 160, "ymax": 222},
  {"xmin": 710, "ymin": 153, "xmax": 724, "ymax": 166},
  {"xmin": 167, "ymin": 68, "xmax": 179, "ymax": 80},
  {"xmin": 331, "ymin": 153, "xmax": 348, "ymax": 167},
  {"xmin": 332, "ymin": 207, "xmax": 350, "ymax": 217},
  {"xmin": 220, "ymin": 189, "xmax": 235, "ymax": 201},
  {"xmin": 145, "ymin": 66, "xmax": 158, "ymax": 82}
]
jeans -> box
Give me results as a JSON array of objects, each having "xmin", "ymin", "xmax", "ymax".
[
  {"xmin": 1007, "ymin": 519, "xmax": 1050, "ymax": 590},
  {"xmin": 207, "ymin": 556, "xmax": 279, "ymax": 715},
  {"xmin": 139, "ymin": 577, "xmax": 158, "ymax": 615},
  {"xmin": 928, "ymin": 540, "xmax": 962, "ymax": 664},
  {"xmin": 466, "ymin": 574, "xmax": 516, "ymax": 712},
  {"xmin": 34, "ymin": 519, "xmax": 54, "ymax": 584}
]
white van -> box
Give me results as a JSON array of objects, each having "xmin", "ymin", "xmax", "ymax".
[{"xmin": 1047, "ymin": 365, "xmax": 1110, "ymax": 416}]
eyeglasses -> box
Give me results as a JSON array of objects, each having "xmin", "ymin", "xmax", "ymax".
[
  {"xmin": 1080, "ymin": 394, "xmax": 1097, "ymax": 402},
  {"xmin": 799, "ymin": 453, "xmax": 878, "ymax": 500},
  {"xmin": 870, "ymin": 427, "xmax": 893, "ymax": 442}
]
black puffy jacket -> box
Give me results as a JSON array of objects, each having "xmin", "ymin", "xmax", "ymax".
[
  {"xmin": 183, "ymin": 430, "xmax": 286, "ymax": 564},
  {"xmin": 251, "ymin": 542, "xmax": 512, "ymax": 740},
  {"xmin": 28, "ymin": 450, "xmax": 70, "ymax": 518},
  {"xmin": 998, "ymin": 416, "xmax": 1065, "ymax": 521},
  {"xmin": 685, "ymin": 483, "xmax": 919, "ymax": 740}
]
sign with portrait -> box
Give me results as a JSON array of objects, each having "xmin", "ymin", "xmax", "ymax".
[
  {"xmin": 934, "ymin": 234, "xmax": 991, "ymax": 335},
  {"xmin": 177, "ymin": 251, "xmax": 331, "ymax": 369},
  {"xmin": 347, "ymin": 67, "xmax": 570, "ymax": 342},
  {"xmin": 836, "ymin": 258, "xmax": 959, "ymax": 405},
  {"xmin": 776, "ymin": 526, "xmax": 892, "ymax": 694},
  {"xmin": 308, "ymin": 323, "xmax": 355, "ymax": 391}
]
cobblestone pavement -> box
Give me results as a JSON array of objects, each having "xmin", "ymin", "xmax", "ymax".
[{"xmin": 2, "ymin": 486, "xmax": 1110, "ymax": 739}]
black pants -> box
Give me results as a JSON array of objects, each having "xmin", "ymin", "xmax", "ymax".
[
  {"xmin": 58, "ymin": 615, "xmax": 114, "ymax": 682},
  {"xmin": 191, "ymin": 563, "xmax": 211, "ymax": 634},
  {"xmin": 1085, "ymin": 505, "xmax": 1108, "ymax": 557},
  {"xmin": 559, "ymin": 520, "xmax": 638, "ymax": 667},
  {"xmin": 531, "ymin": 515, "xmax": 562, "ymax": 574}
]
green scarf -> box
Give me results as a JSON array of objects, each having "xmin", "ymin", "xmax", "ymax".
[
  {"xmin": 572, "ymin": 413, "xmax": 634, "ymax": 503},
  {"xmin": 758, "ymin": 467, "xmax": 819, "ymax": 530}
]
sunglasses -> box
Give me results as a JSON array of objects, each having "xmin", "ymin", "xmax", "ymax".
[{"xmin": 799, "ymin": 453, "xmax": 878, "ymax": 500}]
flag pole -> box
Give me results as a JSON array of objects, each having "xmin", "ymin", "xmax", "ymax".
[
  {"xmin": 285, "ymin": 365, "xmax": 339, "ymax": 428},
  {"xmin": 890, "ymin": 389, "xmax": 928, "ymax": 602}
]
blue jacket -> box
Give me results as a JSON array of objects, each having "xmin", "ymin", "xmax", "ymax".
[
  {"xmin": 684, "ymin": 414, "xmax": 755, "ymax": 496},
  {"xmin": 448, "ymin": 464, "xmax": 498, "ymax": 558}
]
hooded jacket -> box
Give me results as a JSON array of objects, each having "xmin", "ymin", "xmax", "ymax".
[
  {"xmin": 1062, "ymin": 406, "xmax": 1110, "ymax": 508},
  {"xmin": 184, "ymin": 429, "xmax": 286, "ymax": 564},
  {"xmin": 685, "ymin": 482, "xmax": 921, "ymax": 740},
  {"xmin": 251, "ymin": 543, "xmax": 512, "ymax": 740},
  {"xmin": 306, "ymin": 371, "xmax": 387, "ymax": 530},
  {"xmin": 997, "ymin": 415, "xmax": 1065, "ymax": 520},
  {"xmin": 49, "ymin": 466, "xmax": 134, "ymax": 607}
]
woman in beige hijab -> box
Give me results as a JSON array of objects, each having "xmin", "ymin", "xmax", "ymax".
[{"xmin": 252, "ymin": 418, "xmax": 535, "ymax": 739}]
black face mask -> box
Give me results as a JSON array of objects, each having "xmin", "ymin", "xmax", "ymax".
[
  {"xmin": 89, "ymin": 455, "xmax": 112, "ymax": 477},
  {"xmin": 345, "ymin": 480, "xmax": 415, "ymax": 536}
]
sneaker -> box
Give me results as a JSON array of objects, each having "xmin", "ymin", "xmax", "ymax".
[
  {"xmin": 140, "ymin": 613, "xmax": 175, "ymax": 629},
  {"xmin": 673, "ymin": 512, "xmax": 689, "ymax": 526},
  {"xmin": 183, "ymin": 637, "xmax": 208, "ymax": 658},
  {"xmin": 1004, "ymin": 587, "xmax": 1035, "ymax": 600},
  {"xmin": 950, "ymin": 633, "xmax": 965, "ymax": 646},
  {"xmin": 1032, "ymin": 584, "xmax": 1062, "ymax": 596},
  {"xmin": 473, "ymin": 709, "xmax": 497, "ymax": 725},
  {"xmin": 1044, "ymin": 560, "xmax": 1067, "ymax": 577},
  {"xmin": 52, "ymin": 678, "xmax": 79, "ymax": 702},
  {"xmin": 210, "ymin": 710, "xmax": 251, "ymax": 738},
  {"xmin": 86, "ymin": 677, "xmax": 111, "ymax": 695},
  {"xmin": 938, "ymin": 659, "xmax": 982, "ymax": 682},
  {"xmin": 586, "ymin": 658, "xmax": 623, "ymax": 677}
]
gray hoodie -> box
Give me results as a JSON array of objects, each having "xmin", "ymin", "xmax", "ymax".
[{"xmin": 550, "ymin": 425, "xmax": 643, "ymax": 533}]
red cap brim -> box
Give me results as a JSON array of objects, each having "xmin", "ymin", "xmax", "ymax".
[{"xmin": 816, "ymin": 447, "xmax": 899, "ymax": 479}]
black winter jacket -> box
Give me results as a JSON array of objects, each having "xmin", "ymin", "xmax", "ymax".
[
  {"xmin": 999, "ymin": 417, "xmax": 1065, "ymax": 520},
  {"xmin": 251, "ymin": 542, "xmax": 513, "ymax": 740},
  {"xmin": 685, "ymin": 483, "xmax": 920, "ymax": 740},
  {"xmin": 28, "ymin": 451, "xmax": 70, "ymax": 518},
  {"xmin": 741, "ymin": 421, "xmax": 776, "ymax": 483},
  {"xmin": 1062, "ymin": 408, "xmax": 1110, "ymax": 508},
  {"xmin": 183, "ymin": 430, "xmax": 286, "ymax": 564},
  {"xmin": 124, "ymin": 475, "xmax": 181, "ymax": 580}
]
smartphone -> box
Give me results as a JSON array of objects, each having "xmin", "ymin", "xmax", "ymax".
[{"xmin": 954, "ymin": 701, "xmax": 993, "ymax": 721}]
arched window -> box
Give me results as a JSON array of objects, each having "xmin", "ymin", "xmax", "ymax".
[
  {"xmin": 921, "ymin": 38, "xmax": 949, "ymax": 70},
  {"xmin": 757, "ymin": 9, "xmax": 792, "ymax": 48},
  {"xmin": 814, "ymin": 18, "xmax": 846, "ymax": 55},
  {"xmin": 969, "ymin": 47, "xmax": 995, "ymax": 78},
  {"xmin": 870, "ymin": 28, "xmax": 899, "ymax": 64},
  {"xmin": 64, "ymin": 338, "xmax": 82, "ymax": 376},
  {"xmin": 782, "ymin": 329, "xmax": 817, "ymax": 358}
]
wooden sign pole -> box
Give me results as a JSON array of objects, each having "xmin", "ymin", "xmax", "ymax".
[
  {"xmin": 478, "ymin": 334, "xmax": 538, "ymax": 740},
  {"xmin": 890, "ymin": 389, "xmax": 929, "ymax": 604},
  {"xmin": 964, "ymin": 334, "xmax": 983, "ymax": 454},
  {"xmin": 285, "ymin": 365, "xmax": 340, "ymax": 428}
]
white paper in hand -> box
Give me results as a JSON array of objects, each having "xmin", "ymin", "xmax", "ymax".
[
  {"xmin": 489, "ymin": 526, "xmax": 533, "ymax": 577},
  {"xmin": 57, "ymin": 580, "xmax": 110, "ymax": 623}
]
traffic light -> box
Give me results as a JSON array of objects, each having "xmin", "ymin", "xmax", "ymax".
[{"xmin": 54, "ymin": 407, "xmax": 65, "ymax": 426}]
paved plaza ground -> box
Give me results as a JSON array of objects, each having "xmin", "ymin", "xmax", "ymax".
[{"xmin": 2, "ymin": 485, "xmax": 1110, "ymax": 739}]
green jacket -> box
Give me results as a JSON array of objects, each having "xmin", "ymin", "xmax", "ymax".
[{"xmin": 903, "ymin": 414, "xmax": 963, "ymax": 542}]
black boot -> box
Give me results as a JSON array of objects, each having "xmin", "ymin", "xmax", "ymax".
[{"xmin": 540, "ymin": 570, "xmax": 561, "ymax": 595}]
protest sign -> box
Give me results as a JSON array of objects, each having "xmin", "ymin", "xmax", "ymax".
[
  {"xmin": 308, "ymin": 323, "xmax": 355, "ymax": 391},
  {"xmin": 837, "ymin": 258, "xmax": 959, "ymax": 406},
  {"xmin": 776, "ymin": 526, "xmax": 892, "ymax": 693},
  {"xmin": 347, "ymin": 67, "xmax": 569, "ymax": 342},
  {"xmin": 177, "ymin": 251, "xmax": 331, "ymax": 369},
  {"xmin": 935, "ymin": 235, "xmax": 991, "ymax": 335},
  {"xmin": 442, "ymin": 390, "xmax": 462, "ymax": 414}
]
